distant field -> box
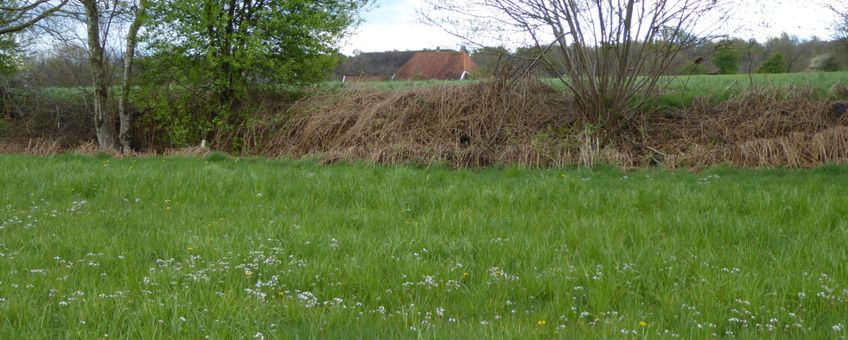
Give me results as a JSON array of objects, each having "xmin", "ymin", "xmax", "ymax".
[
  {"xmin": 33, "ymin": 72, "xmax": 848, "ymax": 109},
  {"xmin": 1, "ymin": 155, "xmax": 847, "ymax": 338},
  {"xmin": 333, "ymin": 72, "xmax": 848, "ymax": 108}
]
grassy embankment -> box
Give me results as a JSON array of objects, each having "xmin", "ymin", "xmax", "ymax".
[{"xmin": 1, "ymin": 154, "xmax": 847, "ymax": 338}]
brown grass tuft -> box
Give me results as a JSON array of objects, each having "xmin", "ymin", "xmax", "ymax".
[{"xmin": 0, "ymin": 139, "xmax": 62, "ymax": 155}]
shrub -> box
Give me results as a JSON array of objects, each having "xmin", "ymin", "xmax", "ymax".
[
  {"xmin": 712, "ymin": 49, "xmax": 740, "ymax": 74},
  {"xmin": 758, "ymin": 52, "xmax": 789, "ymax": 74},
  {"xmin": 808, "ymin": 54, "xmax": 840, "ymax": 72},
  {"xmin": 681, "ymin": 62, "xmax": 710, "ymax": 75}
]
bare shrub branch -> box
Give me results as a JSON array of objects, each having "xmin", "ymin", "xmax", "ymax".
[{"xmin": 424, "ymin": 0, "xmax": 732, "ymax": 132}]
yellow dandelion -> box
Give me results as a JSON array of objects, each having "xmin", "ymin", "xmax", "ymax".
[
  {"xmin": 276, "ymin": 292, "xmax": 285, "ymax": 297},
  {"xmin": 640, "ymin": 320, "xmax": 648, "ymax": 328},
  {"xmin": 537, "ymin": 320, "xmax": 547, "ymax": 327},
  {"xmin": 463, "ymin": 272, "xmax": 469, "ymax": 278},
  {"xmin": 244, "ymin": 270, "xmax": 253, "ymax": 277}
]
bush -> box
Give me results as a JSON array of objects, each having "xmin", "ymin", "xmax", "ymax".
[
  {"xmin": 681, "ymin": 62, "xmax": 710, "ymax": 75},
  {"xmin": 808, "ymin": 54, "xmax": 840, "ymax": 72},
  {"xmin": 758, "ymin": 52, "xmax": 789, "ymax": 74},
  {"xmin": 712, "ymin": 49, "xmax": 740, "ymax": 74},
  {"xmin": 0, "ymin": 118, "xmax": 7, "ymax": 138}
]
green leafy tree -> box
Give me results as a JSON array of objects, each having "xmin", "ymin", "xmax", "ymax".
[
  {"xmin": 145, "ymin": 0, "xmax": 370, "ymax": 103},
  {"xmin": 0, "ymin": 33, "xmax": 19, "ymax": 76},
  {"xmin": 757, "ymin": 52, "xmax": 789, "ymax": 74},
  {"xmin": 712, "ymin": 49, "xmax": 739, "ymax": 74}
]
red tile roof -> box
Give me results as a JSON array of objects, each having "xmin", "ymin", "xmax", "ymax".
[{"xmin": 394, "ymin": 52, "xmax": 478, "ymax": 80}]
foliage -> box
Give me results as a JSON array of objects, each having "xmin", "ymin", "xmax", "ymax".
[
  {"xmin": 144, "ymin": 0, "xmax": 370, "ymax": 103},
  {"xmin": 138, "ymin": 0, "xmax": 369, "ymax": 148},
  {"xmin": 1, "ymin": 155, "xmax": 848, "ymax": 337},
  {"xmin": 135, "ymin": 84, "xmax": 239, "ymax": 147},
  {"xmin": 681, "ymin": 62, "xmax": 710, "ymax": 75},
  {"xmin": 758, "ymin": 52, "xmax": 789, "ymax": 74},
  {"xmin": 469, "ymin": 46, "xmax": 510, "ymax": 77},
  {"xmin": 765, "ymin": 33, "xmax": 806, "ymax": 72},
  {"xmin": 712, "ymin": 49, "xmax": 740, "ymax": 74},
  {"xmin": 0, "ymin": 34, "xmax": 19, "ymax": 76}
]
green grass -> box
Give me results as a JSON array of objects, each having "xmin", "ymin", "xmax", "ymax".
[
  {"xmin": 334, "ymin": 71, "xmax": 848, "ymax": 108},
  {"xmin": 1, "ymin": 155, "xmax": 847, "ymax": 338}
]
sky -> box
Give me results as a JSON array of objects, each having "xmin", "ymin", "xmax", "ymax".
[{"xmin": 341, "ymin": 0, "xmax": 839, "ymax": 55}]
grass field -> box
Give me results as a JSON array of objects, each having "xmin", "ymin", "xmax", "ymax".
[
  {"xmin": 1, "ymin": 155, "xmax": 847, "ymax": 338},
  {"xmin": 332, "ymin": 71, "xmax": 848, "ymax": 108}
]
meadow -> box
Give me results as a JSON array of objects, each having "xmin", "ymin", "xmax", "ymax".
[
  {"xmin": 333, "ymin": 71, "xmax": 848, "ymax": 108},
  {"xmin": 1, "ymin": 154, "xmax": 847, "ymax": 338}
]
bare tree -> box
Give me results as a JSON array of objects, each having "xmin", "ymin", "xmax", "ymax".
[
  {"xmin": 765, "ymin": 33, "xmax": 810, "ymax": 73},
  {"xmin": 425, "ymin": 0, "xmax": 729, "ymax": 131},
  {"xmin": 13, "ymin": 0, "xmax": 145, "ymax": 151},
  {"xmin": 79, "ymin": 0, "xmax": 117, "ymax": 148},
  {"xmin": 825, "ymin": 1, "xmax": 848, "ymax": 39},
  {"xmin": 118, "ymin": 0, "xmax": 143, "ymax": 153},
  {"xmin": 0, "ymin": 0, "xmax": 69, "ymax": 34}
]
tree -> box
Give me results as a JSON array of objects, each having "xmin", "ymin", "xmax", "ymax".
[
  {"xmin": 758, "ymin": 52, "xmax": 789, "ymax": 73},
  {"xmin": 1, "ymin": 0, "xmax": 147, "ymax": 151},
  {"xmin": 0, "ymin": 0, "xmax": 69, "ymax": 35},
  {"xmin": 712, "ymin": 49, "xmax": 740, "ymax": 74},
  {"xmin": 0, "ymin": 1, "xmax": 71, "ymax": 78},
  {"xmin": 118, "ymin": 1, "xmax": 145, "ymax": 153},
  {"xmin": 826, "ymin": 1, "xmax": 848, "ymax": 40},
  {"xmin": 145, "ymin": 0, "xmax": 371, "ymax": 105},
  {"xmin": 765, "ymin": 33, "xmax": 807, "ymax": 73},
  {"xmin": 424, "ymin": 0, "xmax": 730, "ymax": 131},
  {"xmin": 71, "ymin": 0, "xmax": 146, "ymax": 151},
  {"xmin": 808, "ymin": 53, "xmax": 840, "ymax": 72},
  {"xmin": 470, "ymin": 46, "xmax": 510, "ymax": 77}
]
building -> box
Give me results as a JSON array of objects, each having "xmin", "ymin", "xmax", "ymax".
[
  {"xmin": 394, "ymin": 51, "xmax": 478, "ymax": 81},
  {"xmin": 337, "ymin": 50, "xmax": 478, "ymax": 83}
]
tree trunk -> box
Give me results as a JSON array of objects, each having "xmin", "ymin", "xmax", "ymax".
[
  {"xmin": 118, "ymin": 1, "xmax": 145, "ymax": 154},
  {"xmin": 83, "ymin": 0, "xmax": 116, "ymax": 150}
]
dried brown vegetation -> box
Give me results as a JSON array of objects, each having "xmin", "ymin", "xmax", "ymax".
[
  {"xmin": 269, "ymin": 81, "xmax": 574, "ymax": 167},
  {"xmin": 646, "ymin": 89, "xmax": 848, "ymax": 168},
  {"xmin": 3, "ymin": 81, "xmax": 848, "ymax": 169}
]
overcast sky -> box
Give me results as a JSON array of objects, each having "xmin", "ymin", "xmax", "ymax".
[{"xmin": 341, "ymin": 0, "xmax": 839, "ymax": 55}]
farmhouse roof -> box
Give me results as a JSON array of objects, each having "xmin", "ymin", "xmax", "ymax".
[
  {"xmin": 394, "ymin": 51, "xmax": 478, "ymax": 80},
  {"xmin": 335, "ymin": 51, "xmax": 418, "ymax": 78}
]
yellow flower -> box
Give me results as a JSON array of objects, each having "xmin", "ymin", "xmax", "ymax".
[
  {"xmin": 244, "ymin": 270, "xmax": 253, "ymax": 277},
  {"xmin": 537, "ymin": 320, "xmax": 547, "ymax": 327},
  {"xmin": 187, "ymin": 246, "xmax": 193, "ymax": 251},
  {"xmin": 276, "ymin": 292, "xmax": 285, "ymax": 297},
  {"xmin": 640, "ymin": 321, "xmax": 648, "ymax": 328},
  {"xmin": 463, "ymin": 272, "xmax": 469, "ymax": 279}
]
